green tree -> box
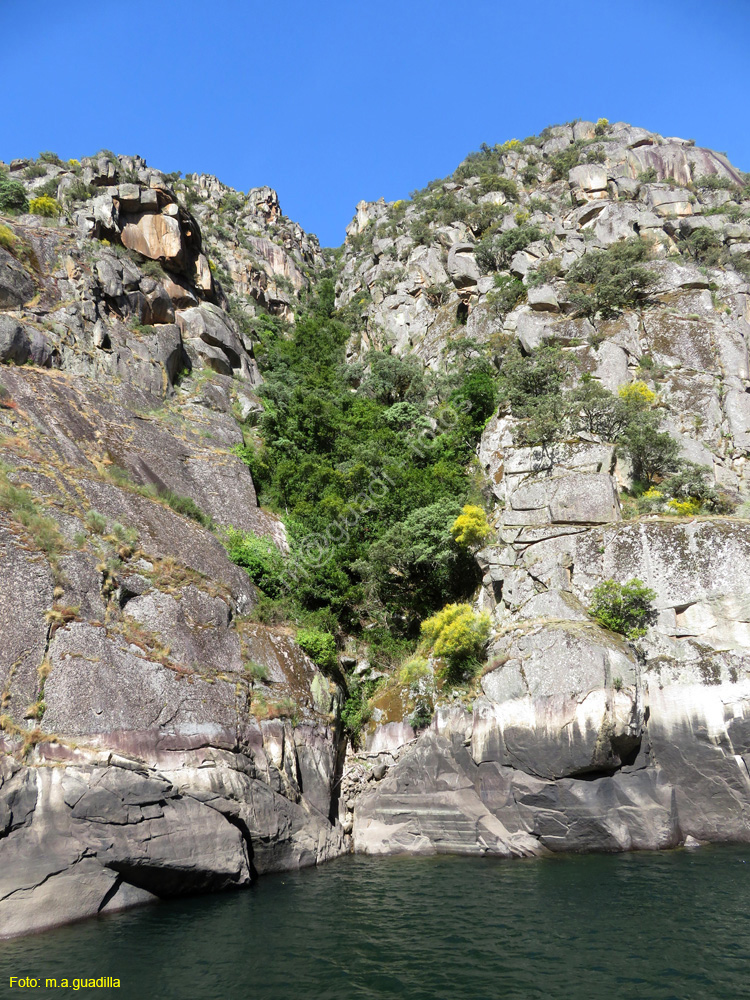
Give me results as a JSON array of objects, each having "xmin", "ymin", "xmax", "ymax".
[
  {"xmin": 620, "ymin": 411, "xmax": 681, "ymax": 484},
  {"xmin": 588, "ymin": 579, "xmax": 658, "ymax": 639},
  {"xmin": 364, "ymin": 498, "xmax": 479, "ymax": 621},
  {"xmin": 568, "ymin": 375, "xmax": 628, "ymax": 439},
  {"xmin": 566, "ymin": 238, "xmax": 655, "ymax": 318}
]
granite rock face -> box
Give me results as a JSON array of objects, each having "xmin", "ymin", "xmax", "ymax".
[
  {"xmin": 0, "ymin": 161, "xmax": 344, "ymax": 938},
  {"xmin": 346, "ymin": 122, "xmax": 750, "ymax": 855}
]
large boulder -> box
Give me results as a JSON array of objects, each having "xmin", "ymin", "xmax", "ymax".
[
  {"xmin": 446, "ymin": 243, "xmax": 480, "ymax": 288},
  {"xmin": 120, "ymin": 210, "xmax": 185, "ymax": 263},
  {"xmin": 479, "ymin": 623, "xmax": 640, "ymax": 778}
]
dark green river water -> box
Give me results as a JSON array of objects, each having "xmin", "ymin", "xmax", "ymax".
[{"xmin": 1, "ymin": 847, "xmax": 748, "ymax": 999}]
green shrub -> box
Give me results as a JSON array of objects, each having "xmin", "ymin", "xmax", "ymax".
[
  {"xmin": 479, "ymin": 175, "xmax": 518, "ymax": 201},
  {"xmin": 526, "ymin": 257, "xmax": 562, "ymax": 287},
  {"xmin": 409, "ymin": 701, "xmax": 433, "ymax": 729},
  {"xmin": 341, "ymin": 677, "xmax": 373, "ymax": 747},
  {"xmin": 528, "ymin": 196, "xmax": 551, "ymax": 214},
  {"xmin": 568, "ymin": 376, "xmax": 628, "ymax": 439},
  {"xmin": 29, "ymin": 195, "xmax": 60, "ymax": 218},
  {"xmin": 547, "ymin": 145, "xmax": 580, "ymax": 180},
  {"xmin": 476, "ymin": 224, "xmax": 544, "ymax": 273},
  {"xmin": 637, "ymin": 167, "xmax": 658, "ymax": 184},
  {"xmin": 694, "ymin": 174, "xmax": 737, "ymax": 191},
  {"xmin": 23, "ymin": 163, "xmax": 48, "ymax": 179},
  {"xmin": 140, "ymin": 258, "xmax": 168, "ymax": 281},
  {"xmin": 0, "ymin": 470, "xmax": 64, "ymax": 566},
  {"xmin": 676, "ymin": 225, "xmax": 724, "ymax": 267},
  {"xmin": 410, "ymin": 219, "xmax": 431, "ymax": 246},
  {"xmin": 35, "ymin": 178, "xmax": 61, "ymax": 200},
  {"xmin": 584, "ymin": 148, "xmax": 607, "ymax": 164},
  {"xmin": 466, "ymin": 202, "xmax": 506, "ymax": 238},
  {"xmin": 149, "ymin": 487, "xmax": 213, "ymax": 528},
  {"xmin": 497, "ymin": 343, "xmax": 570, "ymax": 417},
  {"xmin": 366, "ymin": 498, "xmax": 478, "ymax": 619},
  {"xmin": 38, "ymin": 151, "xmax": 63, "ymax": 166},
  {"xmin": 0, "ymin": 178, "xmax": 28, "ymax": 215},
  {"xmin": 85, "ymin": 510, "xmax": 107, "ymax": 534},
  {"xmin": 423, "ymin": 283, "xmax": 451, "ymax": 307},
  {"xmin": 297, "ymin": 628, "xmax": 338, "ymax": 672},
  {"xmin": 565, "ymin": 237, "xmax": 655, "ymax": 318},
  {"xmin": 225, "ymin": 528, "xmax": 286, "ymax": 597},
  {"xmin": 588, "ymin": 578, "xmax": 657, "ymax": 639},
  {"xmin": 64, "ymin": 179, "xmax": 97, "ymax": 202},
  {"xmin": 660, "ymin": 462, "xmax": 733, "ymax": 514},
  {"xmin": 111, "ymin": 522, "xmax": 138, "ymax": 547},
  {"xmin": 486, "ymin": 274, "xmax": 525, "ymax": 315},
  {"xmin": 244, "ymin": 660, "xmax": 269, "ymax": 683}
]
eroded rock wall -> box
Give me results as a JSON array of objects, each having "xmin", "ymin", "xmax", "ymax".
[{"xmin": 0, "ymin": 161, "xmax": 345, "ymax": 938}]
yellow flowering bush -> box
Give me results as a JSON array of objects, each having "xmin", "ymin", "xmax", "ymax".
[
  {"xmin": 667, "ymin": 497, "xmax": 702, "ymax": 516},
  {"xmin": 618, "ymin": 380, "xmax": 656, "ymax": 407},
  {"xmin": 451, "ymin": 505, "xmax": 492, "ymax": 548},
  {"xmin": 420, "ymin": 603, "xmax": 491, "ymax": 674},
  {"xmin": 29, "ymin": 194, "xmax": 60, "ymax": 217}
]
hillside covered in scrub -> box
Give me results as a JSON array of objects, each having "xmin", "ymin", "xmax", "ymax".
[{"xmin": 1, "ymin": 119, "xmax": 750, "ymax": 936}]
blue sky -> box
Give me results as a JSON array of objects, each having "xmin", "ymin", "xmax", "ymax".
[{"xmin": 3, "ymin": 0, "xmax": 749, "ymax": 246}]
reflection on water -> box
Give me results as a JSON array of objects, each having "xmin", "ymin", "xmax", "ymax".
[{"xmin": 1, "ymin": 846, "xmax": 749, "ymax": 999}]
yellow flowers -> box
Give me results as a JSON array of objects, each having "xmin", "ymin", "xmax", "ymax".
[
  {"xmin": 420, "ymin": 603, "xmax": 491, "ymax": 663},
  {"xmin": 667, "ymin": 497, "xmax": 702, "ymax": 516},
  {"xmin": 450, "ymin": 504, "xmax": 492, "ymax": 547},
  {"xmin": 29, "ymin": 194, "xmax": 60, "ymax": 217},
  {"xmin": 618, "ymin": 380, "xmax": 656, "ymax": 406},
  {"xmin": 0, "ymin": 224, "xmax": 17, "ymax": 253}
]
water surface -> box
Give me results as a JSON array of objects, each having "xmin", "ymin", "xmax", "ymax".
[{"xmin": 1, "ymin": 847, "xmax": 748, "ymax": 999}]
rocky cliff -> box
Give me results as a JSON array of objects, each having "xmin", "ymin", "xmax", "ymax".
[
  {"xmin": 2, "ymin": 122, "xmax": 750, "ymax": 937},
  {"xmin": 0, "ymin": 152, "xmax": 343, "ymax": 937},
  {"xmin": 337, "ymin": 121, "xmax": 750, "ymax": 857}
]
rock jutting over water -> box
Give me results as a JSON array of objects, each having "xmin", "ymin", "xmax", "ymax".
[{"xmin": 2, "ymin": 121, "xmax": 750, "ymax": 936}]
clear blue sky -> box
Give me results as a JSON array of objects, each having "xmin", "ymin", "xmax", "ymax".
[{"xmin": 3, "ymin": 0, "xmax": 748, "ymax": 246}]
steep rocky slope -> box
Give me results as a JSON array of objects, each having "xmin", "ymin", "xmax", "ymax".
[
  {"xmin": 0, "ymin": 153, "xmax": 343, "ymax": 937},
  {"xmin": 2, "ymin": 122, "xmax": 750, "ymax": 936},
  {"xmin": 338, "ymin": 121, "xmax": 750, "ymax": 856}
]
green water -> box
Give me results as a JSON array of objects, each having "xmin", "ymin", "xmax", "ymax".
[{"xmin": 1, "ymin": 847, "xmax": 748, "ymax": 999}]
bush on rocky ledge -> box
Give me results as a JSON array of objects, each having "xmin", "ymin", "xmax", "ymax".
[{"xmin": 588, "ymin": 578, "xmax": 658, "ymax": 639}]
